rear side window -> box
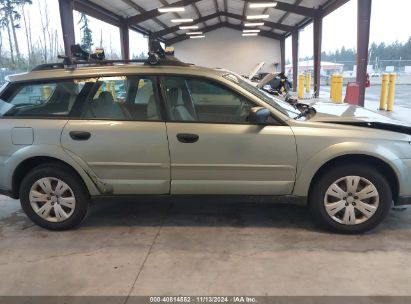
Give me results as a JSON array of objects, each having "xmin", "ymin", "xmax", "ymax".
[
  {"xmin": 1, "ymin": 80, "xmax": 87, "ymax": 117},
  {"xmin": 81, "ymin": 76, "xmax": 161, "ymax": 121}
]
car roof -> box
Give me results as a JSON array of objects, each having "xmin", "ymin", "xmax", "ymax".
[{"xmin": 6, "ymin": 64, "xmax": 228, "ymax": 83}]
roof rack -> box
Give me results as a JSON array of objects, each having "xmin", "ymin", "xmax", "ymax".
[
  {"xmin": 32, "ymin": 63, "xmax": 65, "ymax": 71},
  {"xmin": 32, "ymin": 41, "xmax": 191, "ymax": 72}
]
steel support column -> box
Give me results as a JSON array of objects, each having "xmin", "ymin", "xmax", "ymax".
[
  {"xmin": 292, "ymin": 31, "xmax": 299, "ymax": 92},
  {"xmin": 120, "ymin": 22, "xmax": 130, "ymax": 61},
  {"xmin": 148, "ymin": 36, "xmax": 154, "ymax": 50},
  {"xmin": 313, "ymin": 16, "xmax": 322, "ymax": 97},
  {"xmin": 356, "ymin": 0, "xmax": 372, "ymax": 106},
  {"xmin": 280, "ymin": 38, "xmax": 286, "ymax": 73},
  {"xmin": 58, "ymin": 0, "xmax": 75, "ymax": 58}
]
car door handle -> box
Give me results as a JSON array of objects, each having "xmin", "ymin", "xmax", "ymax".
[
  {"xmin": 69, "ymin": 131, "xmax": 91, "ymax": 141},
  {"xmin": 177, "ymin": 133, "xmax": 199, "ymax": 143}
]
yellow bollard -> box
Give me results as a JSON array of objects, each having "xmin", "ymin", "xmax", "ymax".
[
  {"xmin": 379, "ymin": 74, "xmax": 389, "ymax": 110},
  {"xmin": 41, "ymin": 86, "xmax": 52, "ymax": 101},
  {"xmin": 305, "ymin": 73, "xmax": 311, "ymax": 93},
  {"xmin": 298, "ymin": 74, "xmax": 305, "ymax": 99},
  {"xmin": 387, "ymin": 73, "xmax": 397, "ymax": 111},
  {"xmin": 330, "ymin": 74, "xmax": 335, "ymax": 100},
  {"xmin": 333, "ymin": 75, "xmax": 343, "ymax": 104},
  {"xmin": 106, "ymin": 82, "xmax": 111, "ymax": 92}
]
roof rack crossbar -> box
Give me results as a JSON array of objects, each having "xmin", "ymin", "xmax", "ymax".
[
  {"xmin": 32, "ymin": 63, "xmax": 65, "ymax": 72},
  {"xmin": 31, "ymin": 41, "xmax": 190, "ymax": 72},
  {"xmin": 31, "ymin": 60, "xmax": 147, "ymax": 72}
]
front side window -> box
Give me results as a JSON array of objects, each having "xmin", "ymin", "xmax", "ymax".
[
  {"xmin": 1, "ymin": 80, "xmax": 87, "ymax": 117},
  {"xmin": 82, "ymin": 76, "xmax": 161, "ymax": 121},
  {"xmin": 161, "ymin": 76, "xmax": 256, "ymax": 124},
  {"xmin": 223, "ymin": 73, "xmax": 300, "ymax": 119}
]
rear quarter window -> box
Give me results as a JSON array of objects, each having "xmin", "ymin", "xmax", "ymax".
[{"xmin": 0, "ymin": 80, "xmax": 88, "ymax": 117}]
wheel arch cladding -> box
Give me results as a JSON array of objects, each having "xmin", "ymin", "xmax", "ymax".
[
  {"xmin": 12, "ymin": 156, "xmax": 91, "ymax": 199},
  {"xmin": 307, "ymin": 154, "xmax": 399, "ymax": 205}
]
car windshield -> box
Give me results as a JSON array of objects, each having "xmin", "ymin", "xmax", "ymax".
[{"xmin": 223, "ymin": 73, "xmax": 300, "ymax": 119}]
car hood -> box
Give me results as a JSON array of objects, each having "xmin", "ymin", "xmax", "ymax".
[
  {"xmin": 308, "ymin": 102, "xmax": 411, "ymax": 134},
  {"xmin": 257, "ymin": 73, "xmax": 277, "ymax": 89}
]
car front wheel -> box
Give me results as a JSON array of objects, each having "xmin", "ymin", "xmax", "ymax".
[
  {"xmin": 309, "ymin": 164, "xmax": 392, "ymax": 233},
  {"xmin": 19, "ymin": 163, "xmax": 90, "ymax": 230}
]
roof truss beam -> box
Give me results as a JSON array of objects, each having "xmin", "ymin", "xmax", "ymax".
[
  {"xmin": 73, "ymin": 0, "xmax": 121, "ymax": 27},
  {"xmin": 223, "ymin": 0, "xmax": 228, "ymax": 22},
  {"xmin": 120, "ymin": 0, "xmax": 168, "ymax": 30},
  {"xmin": 276, "ymin": 0, "xmax": 304, "ymax": 24},
  {"xmin": 152, "ymin": 11, "xmax": 297, "ymax": 40},
  {"xmin": 242, "ymin": 0, "xmax": 249, "ymax": 25},
  {"xmin": 214, "ymin": 0, "xmax": 222, "ymax": 23},
  {"xmin": 321, "ymin": 0, "xmax": 351, "ymax": 17},
  {"xmin": 225, "ymin": 23, "xmax": 283, "ymax": 40},
  {"xmin": 192, "ymin": 2, "xmax": 208, "ymax": 28},
  {"xmin": 166, "ymin": 22, "xmax": 283, "ymax": 45},
  {"xmin": 73, "ymin": 0, "xmax": 153, "ymax": 36},
  {"xmin": 166, "ymin": 23, "xmax": 224, "ymax": 45},
  {"xmin": 222, "ymin": 12, "xmax": 296, "ymax": 32},
  {"xmin": 159, "ymin": 0, "xmax": 183, "ymax": 19},
  {"xmin": 167, "ymin": 22, "xmax": 224, "ymax": 44},
  {"xmin": 151, "ymin": 12, "xmax": 221, "ymax": 39},
  {"xmin": 249, "ymin": 0, "xmax": 320, "ymax": 17},
  {"xmin": 72, "ymin": 0, "xmax": 346, "ymax": 45}
]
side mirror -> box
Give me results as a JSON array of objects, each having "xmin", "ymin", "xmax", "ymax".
[{"xmin": 248, "ymin": 107, "xmax": 271, "ymax": 125}]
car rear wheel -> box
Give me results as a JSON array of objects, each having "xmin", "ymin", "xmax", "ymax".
[
  {"xmin": 309, "ymin": 164, "xmax": 392, "ymax": 233},
  {"xmin": 19, "ymin": 163, "xmax": 89, "ymax": 230}
]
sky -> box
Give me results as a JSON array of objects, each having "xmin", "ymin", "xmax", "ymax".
[
  {"xmin": 0, "ymin": 0, "xmax": 148, "ymax": 59},
  {"xmin": 287, "ymin": 0, "xmax": 411, "ymax": 61},
  {"xmin": 1, "ymin": 0, "xmax": 411, "ymax": 61}
]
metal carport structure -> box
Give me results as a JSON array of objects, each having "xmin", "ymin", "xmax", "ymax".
[{"xmin": 58, "ymin": 0, "xmax": 372, "ymax": 105}]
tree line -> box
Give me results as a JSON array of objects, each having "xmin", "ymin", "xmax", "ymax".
[
  {"xmin": 0, "ymin": 0, "xmax": 63, "ymax": 70},
  {"xmin": 320, "ymin": 38, "xmax": 411, "ymax": 70},
  {"xmin": 0, "ymin": 0, "xmax": 124, "ymax": 72}
]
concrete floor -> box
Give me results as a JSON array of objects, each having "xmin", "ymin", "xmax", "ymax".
[{"xmin": 1, "ymin": 195, "xmax": 411, "ymax": 297}]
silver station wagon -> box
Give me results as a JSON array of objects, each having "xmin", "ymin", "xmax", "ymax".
[{"xmin": 1, "ymin": 48, "xmax": 411, "ymax": 233}]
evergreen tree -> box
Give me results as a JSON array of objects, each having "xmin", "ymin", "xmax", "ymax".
[
  {"xmin": 0, "ymin": 0, "xmax": 32, "ymax": 64},
  {"xmin": 132, "ymin": 52, "xmax": 147, "ymax": 60},
  {"xmin": 78, "ymin": 13, "xmax": 93, "ymax": 51},
  {"xmin": 315, "ymin": 38, "xmax": 411, "ymax": 71}
]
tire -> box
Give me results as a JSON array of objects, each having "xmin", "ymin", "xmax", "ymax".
[
  {"xmin": 309, "ymin": 164, "xmax": 392, "ymax": 234},
  {"xmin": 19, "ymin": 163, "xmax": 90, "ymax": 231}
]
